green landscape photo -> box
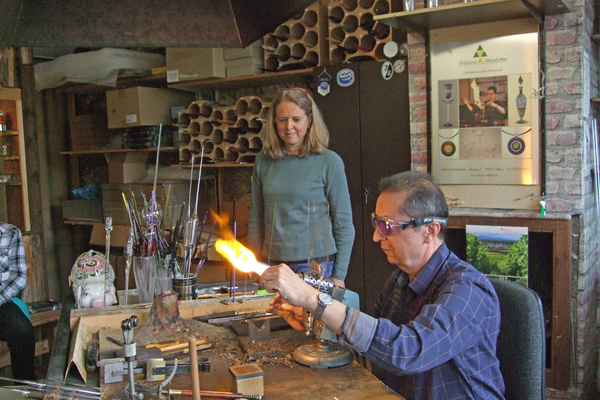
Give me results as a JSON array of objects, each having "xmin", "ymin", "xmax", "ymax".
[{"xmin": 465, "ymin": 224, "xmax": 529, "ymax": 286}]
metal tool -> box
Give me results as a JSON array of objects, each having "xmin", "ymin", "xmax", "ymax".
[
  {"xmin": 292, "ymin": 271, "xmax": 360, "ymax": 369},
  {"xmin": 0, "ymin": 377, "xmax": 101, "ymax": 400},
  {"xmin": 121, "ymin": 315, "xmax": 139, "ymax": 400},
  {"xmin": 147, "ymin": 356, "xmax": 210, "ymax": 381},
  {"xmin": 124, "ymin": 229, "xmax": 134, "ymax": 305},
  {"xmin": 102, "ymin": 357, "xmax": 210, "ymax": 383},
  {"xmin": 162, "ymin": 388, "xmax": 263, "ymax": 399},
  {"xmin": 104, "ymin": 216, "xmax": 113, "ymax": 307},
  {"xmin": 248, "ymin": 319, "xmax": 271, "ymax": 342},
  {"xmin": 85, "ymin": 333, "xmax": 100, "ymax": 373},
  {"xmin": 135, "ymin": 359, "xmax": 179, "ymax": 400}
]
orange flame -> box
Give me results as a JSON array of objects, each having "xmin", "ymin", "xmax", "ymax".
[{"xmin": 215, "ymin": 239, "xmax": 269, "ymax": 275}]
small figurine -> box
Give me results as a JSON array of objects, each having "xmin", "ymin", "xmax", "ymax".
[{"xmin": 69, "ymin": 250, "xmax": 117, "ymax": 308}]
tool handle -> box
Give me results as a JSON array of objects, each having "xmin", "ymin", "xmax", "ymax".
[
  {"xmin": 160, "ymin": 340, "xmax": 205, "ymax": 352},
  {"xmin": 188, "ymin": 338, "xmax": 201, "ymax": 400}
]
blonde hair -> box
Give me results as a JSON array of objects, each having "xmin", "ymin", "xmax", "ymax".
[{"xmin": 262, "ymin": 88, "xmax": 329, "ymax": 159}]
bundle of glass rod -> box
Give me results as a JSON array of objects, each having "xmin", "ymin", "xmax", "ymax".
[
  {"xmin": 0, "ymin": 377, "xmax": 101, "ymax": 400},
  {"xmin": 181, "ymin": 148, "xmax": 217, "ymax": 279}
]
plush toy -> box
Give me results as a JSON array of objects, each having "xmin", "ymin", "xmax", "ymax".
[{"xmin": 69, "ymin": 250, "xmax": 117, "ymax": 308}]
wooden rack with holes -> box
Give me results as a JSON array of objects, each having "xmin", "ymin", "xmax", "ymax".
[
  {"xmin": 328, "ymin": 0, "xmax": 402, "ymax": 64},
  {"xmin": 178, "ymin": 97, "xmax": 270, "ymax": 164},
  {"xmin": 263, "ymin": 1, "xmax": 329, "ymax": 72}
]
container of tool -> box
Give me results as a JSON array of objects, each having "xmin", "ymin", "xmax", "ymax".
[{"xmin": 173, "ymin": 274, "xmax": 198, "ymax": 300}]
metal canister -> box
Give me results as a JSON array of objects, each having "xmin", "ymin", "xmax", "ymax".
[{"xmin": 173, "ymin": 274, "xmax": 197, "ymax": 300}]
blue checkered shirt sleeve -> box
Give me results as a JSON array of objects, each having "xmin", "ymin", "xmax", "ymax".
[{"xmin": 0, "ymin": 223, "xmax": 28, "ymax": 305}]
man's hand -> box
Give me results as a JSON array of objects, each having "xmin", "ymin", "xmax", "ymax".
[
  {"xmin": 266, "ymin": 293, "xmax": 305, "ymax": 332},
  {"xmin": 260, "ymin": 263, "xmax": 318, "ymax": 306}
]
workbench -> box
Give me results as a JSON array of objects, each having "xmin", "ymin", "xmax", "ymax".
[{"xmin": 47, "ymin": 294, "xmax": 405, "ymax": 400}]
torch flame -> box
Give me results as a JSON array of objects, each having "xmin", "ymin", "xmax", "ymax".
[{"xmin": 215, "ymin": 239, "xmax": 269, "ymax": 275}]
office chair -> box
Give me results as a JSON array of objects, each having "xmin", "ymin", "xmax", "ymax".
[{"xmin": 490, "ymin": 278, "xmax": 546, "ymax": 400}]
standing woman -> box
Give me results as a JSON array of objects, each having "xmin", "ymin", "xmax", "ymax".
[{"xmin": 248, "ymin": 88, "xmax": 354, "ymax": 287}]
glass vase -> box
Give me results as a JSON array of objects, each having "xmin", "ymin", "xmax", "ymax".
[
  {"xmin": 133, "ymin": 256, "xmax": 159, "ymax": 303},
  {"xmin": 516, "ymin": 85, "xmax": 527, "ymax": 124}
]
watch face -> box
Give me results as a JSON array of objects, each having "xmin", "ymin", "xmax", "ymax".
[{"xmin": 319, "ymin": 293, "xmax": 333, "ymax": 305}]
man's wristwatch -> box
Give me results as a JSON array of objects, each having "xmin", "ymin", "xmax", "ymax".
[{"xmin": 313, "ymin": 292, "xmax": 333, "ymax": 320}]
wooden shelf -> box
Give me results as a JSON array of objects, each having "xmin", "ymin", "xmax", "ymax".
[
  {"xmin": 0, "ymin": 130, "xmax": 19, "ymax": 136},
  {"xmin": 56, "ymin": 73, "xmax": 167, "ymax": 94},
  {"xmin": 168, "ymin": 68, "xmax": 314, "ymax": 92},
  {"xmin": 172, "ymin": 162, "xmax": 254, "ymax": 168},
  {"xmin": 64, "ymin": 219, "xmax": 101, "ymax": 226},
  {"xmin": 374, "ymin": 0, "xmax": 570, "ymax": 31},
  {"xmin": 0, "ymin": 155, "xmax": 20, "ymax": 160},
  {"xmin": 61, "ymin": 146, "xmax": 178, "ymax": 156},
  {"xmin": 0, "ymin": 180, "xmax": 22, "ymax": 186}
]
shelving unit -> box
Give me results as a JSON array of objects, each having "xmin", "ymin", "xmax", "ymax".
[
  {"xmin": 61, "ymin": 147, "xmax": 178, "ymax": 156},
  {"xmin": 374, "ymin": 0, "xmax": 570, "ymax": 31},
  {"xmin": 56, "ymin": 72, "xmax": 167, "ymax": 94},
  {"xmin": 0, "ymin": 87, "xmax": 29, "ymax": 232},
  {"xmin": 168, "ymin": 68, "xmax": 313, "ymax": 92}
]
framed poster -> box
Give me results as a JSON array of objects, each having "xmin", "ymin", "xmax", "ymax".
[{"xmin": 431, "ymin": 32, "xmax": 539, "ymax": 185}]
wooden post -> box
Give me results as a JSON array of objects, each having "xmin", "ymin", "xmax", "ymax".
[
  {"xmin": 188, "ymin": 337, "xmax": 201, "ymax": 400},
  {"xmin": 0, "ymin": 47, "xmax": 16, "ymax": 87}
]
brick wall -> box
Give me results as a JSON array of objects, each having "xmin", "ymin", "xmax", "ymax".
[{"xmin": 405, "ymin": 0, "xmax": 599, "ymax": 398}]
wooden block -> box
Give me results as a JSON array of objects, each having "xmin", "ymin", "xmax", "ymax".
[
  {"xmin": 30, "ymin": 309, "xmax": 61, "ymax": 327},
  {"xmin": 35, "ymin": 339, "xmax": 50, "ymax": 356},
  {"xmin": 229, "ymin": 364, "xmax": 264, "ymax": 397}
]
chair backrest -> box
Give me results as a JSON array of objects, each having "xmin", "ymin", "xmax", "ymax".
[{"xmin": 490, "ymin": 278, "xmax": 546, "ymax": 400}]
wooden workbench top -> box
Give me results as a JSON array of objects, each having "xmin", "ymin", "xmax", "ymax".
[{"xmin": 101, "ymin": 328, "xmax": 404, "ymax": 400}]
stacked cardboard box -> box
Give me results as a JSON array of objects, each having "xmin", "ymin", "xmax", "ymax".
[
  {"xmin": 166, "ymin": 48, "xmax": 226, "ymax": 83},
  {"xmin": 68, "ymin": 93, "xmax": 116, "ymax": 151},
  {"xmin": 224, "ymin": 40, "xmax": 264, "ymax": 78},
  {"xmin": 106, "ymin": 86, "xmax": 194, "ymax": 129}
]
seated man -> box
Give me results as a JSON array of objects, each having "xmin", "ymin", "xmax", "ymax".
[
  {"xmin": 260, "ymin": 171, "xmax": 505, "ymax": 399},
  {"xmin": 0, "ymin": 222, "xmax": 36, "ymax": 380}
]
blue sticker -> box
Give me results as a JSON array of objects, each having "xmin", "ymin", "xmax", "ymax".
[
  {"xmin": 318, "ymin": 74, "xmax": 331, "ymax": 96},
  {"xmin": 337, "ymin": 68, "xmax": 355, "ymax": 87}
]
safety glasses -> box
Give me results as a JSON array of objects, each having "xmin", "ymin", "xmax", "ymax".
[
  {"xmin": 370, "ymin": 212, "xmax": 447, "ymax": 237},
  {"xmin": 277, "ymin": 87, "xmax": 309, "ymax": 99}
]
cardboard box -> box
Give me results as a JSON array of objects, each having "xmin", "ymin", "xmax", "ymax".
[
  {"xmin": 62, "ymin": 200, "xmax": 103, "ymax": 222},
  {"xmin": 89, "ymin": 223, "xmax": 132, "ymax": 247},
  {"xmin": 166, "ymin": 47, "xmax": 225, "ymax": 83},
  {"xmin": 68, "ymin": 93, "xmax": 116, "ymax": 151},
  {"xmin": 107, "ymin": 152, "xmax": 149, "ymax": 183},
  {"xmin": 106, "ymin": 86, "xmax": 194, "ymax": 129},
  {"xmin": 226, "ymin": 57, "xmax": 264, "ymax": 78},
  {"xmin": 223, "ymin": 40, "xmax": 263, "ymax": 61}
]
